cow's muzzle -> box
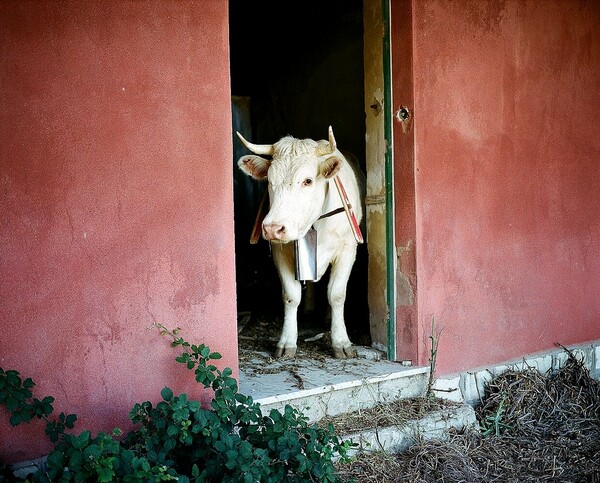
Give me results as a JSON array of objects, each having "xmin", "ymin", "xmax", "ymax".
[{"xmin": 263, "ymin": 223, "xmax": 287, "ymax": 241}]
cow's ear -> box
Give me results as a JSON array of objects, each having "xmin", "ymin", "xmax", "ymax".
[
  {"xmin": 238, "ymin": 155, "xmax": 270, "ymax": 180},
  {"xmin": 319, "ymin": 156, "xmax": 342, "ymax": 179}
]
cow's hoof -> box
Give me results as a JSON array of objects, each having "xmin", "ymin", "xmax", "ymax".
[
  {"xmin": 275, "ymin": 347, "xmax": 297, "ymax": 359},
  {"xmin": 333, "ymin": 346, "xmax": 358, "ymax": 359}
]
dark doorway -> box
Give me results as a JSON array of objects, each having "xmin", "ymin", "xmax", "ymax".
[{"xmin": 229, "ymin": 0, "xmax": 370, "ymax": 352}]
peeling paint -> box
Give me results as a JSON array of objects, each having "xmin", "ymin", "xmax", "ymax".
[
  {"xmin": 396, "ymin": 239, "xmax": 416, "ymax": 305},
  {"xmin": 366, "ymin": 209, "xmax": 388, "ymax": 347},
  {"xmin": 396, "ymin": 270, "xmax": 414, "ymax": 306},
  {"xmin": 364, "ymin": 0, "xmax": 390, "ymax": 354}
]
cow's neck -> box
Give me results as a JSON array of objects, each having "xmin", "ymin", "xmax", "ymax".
[
  {"xmin": 314, "ymin": 176, "xmax": 363, "ymax": 244},
  {"xmin": 316, "ymin": 179, "xmax": 344, "ymax": 221}
]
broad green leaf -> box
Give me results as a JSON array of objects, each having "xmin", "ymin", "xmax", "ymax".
[
  {"xmin": 161, "ymin": 387, "xmax": 174, "ymax": 401},
  {"xmin": 97, "ymin": 466, "xmax": 115, "ymax": 483},
  {"xmin": 84, "ymin": 443, "xmax": 101, "ymax": 461},
  {"xmin": 167, "ymin": 424, "xmax": 179, "ymax": 437},
  {"xmin": 74, "ymin": 430, "xmax": 91, "ymax": 449},
  {"xmin": 9, "ymin": 411, "xmax": 22, "ymax": 426}
]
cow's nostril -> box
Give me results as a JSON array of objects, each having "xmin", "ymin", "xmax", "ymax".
[{"xmin": 263, "ymin": 223, "xmax": 286, "ymax": 240}]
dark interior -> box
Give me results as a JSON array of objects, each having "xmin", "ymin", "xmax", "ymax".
[{"xmin": 229, "ymin": 0, "xmax": 370, "ymax": 348}]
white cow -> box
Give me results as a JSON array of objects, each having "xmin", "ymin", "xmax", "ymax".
[{"xmin": 237, "ymin": 126, "xmax": 364, "ymax": 359}]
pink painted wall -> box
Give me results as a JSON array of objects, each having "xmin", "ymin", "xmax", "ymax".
[
  {"xmin": 403, "ymin": 0, "xmax": 600, "ymax": 373},
  {"xmin": 0, "ymin": 1, "xmax": 237, "ymax": 463},
  {"xmin": 391, "ymin": 0, "xmax": 419, "ymax": 363}
]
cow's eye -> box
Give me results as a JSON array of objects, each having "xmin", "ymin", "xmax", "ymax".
[{"xmin": 302, "ymin": 178, "xmax": 313, "ymax": 187}]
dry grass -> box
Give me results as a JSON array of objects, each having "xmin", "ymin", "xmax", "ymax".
[
  {"xmin": 320, "ymin": 396, "xmax": 459, "ymax": 436},
  {"xmin": 337, "ymin": 350, "xmax": 600, "ymax": 482}
]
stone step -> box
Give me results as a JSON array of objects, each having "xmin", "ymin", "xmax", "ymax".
[
  {"xmin": 239, "ymin": 347, "xmax": 429, "ymax": 423},
  {"xmin": 240, "ymin": 347, "xmax": 477, "ymax": 460},
  {"xmin": 341, "ymin": 404, "xmax": 478, "ymax": 456}
]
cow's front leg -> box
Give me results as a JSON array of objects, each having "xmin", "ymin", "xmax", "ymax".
[
  {"xmin": 273, "ymin": 246, "xmax": 301, "ymax": 358},
  {"xmin": 328, "ymin": 246, "xmax": 358, "ymax": 359}
]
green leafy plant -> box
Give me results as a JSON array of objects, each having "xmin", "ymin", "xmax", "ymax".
[
  {"xmin": 479, "ymin": 395, "xmax": 512, "ymax": 436},
  {"xmin": 1, "ymin": 325, "xmax": 354, "ymax": 482},
  {"xmin": 0, "ymin": 368, "xmax": 77, "ymax": 442}
]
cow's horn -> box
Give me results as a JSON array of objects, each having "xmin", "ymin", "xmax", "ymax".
[
  {"xmin": 316, "ymin": 125, "xmax": 337, "ymax": 156},
  {"xmin": 236, "ymin": 131, "xmax": 274, "ymax": 156}
]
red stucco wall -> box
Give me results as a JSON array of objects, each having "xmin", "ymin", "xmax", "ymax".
[
  {"xmin": 405, "ymin": 0, "xmax": 600, "ymax": 373},
  {"xmin": 391, "ymin": 0, "xmax": 418, "ymax": 364},
  {"xmin": 0, "ymin": 1, "xmax": 237, "ymax": 462}
]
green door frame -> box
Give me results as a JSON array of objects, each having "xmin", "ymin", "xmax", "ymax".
[{"xmin": 382, "ymin": 0, "xmax": 396, "ymax": 360}]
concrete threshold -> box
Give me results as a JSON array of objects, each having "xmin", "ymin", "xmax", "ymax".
[{"xmin": 239, "ymin": 346, "xmax": 429, "ymax": 423}]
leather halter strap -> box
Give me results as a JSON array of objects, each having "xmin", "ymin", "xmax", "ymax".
[{"xmin": 317, "ymin": 206, "xmax": 346, "ymax": 220}]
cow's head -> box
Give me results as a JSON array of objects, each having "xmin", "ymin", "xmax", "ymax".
[{"xmin": 237, "ymin": 126, "xmax": 343, "ymax": 243}]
